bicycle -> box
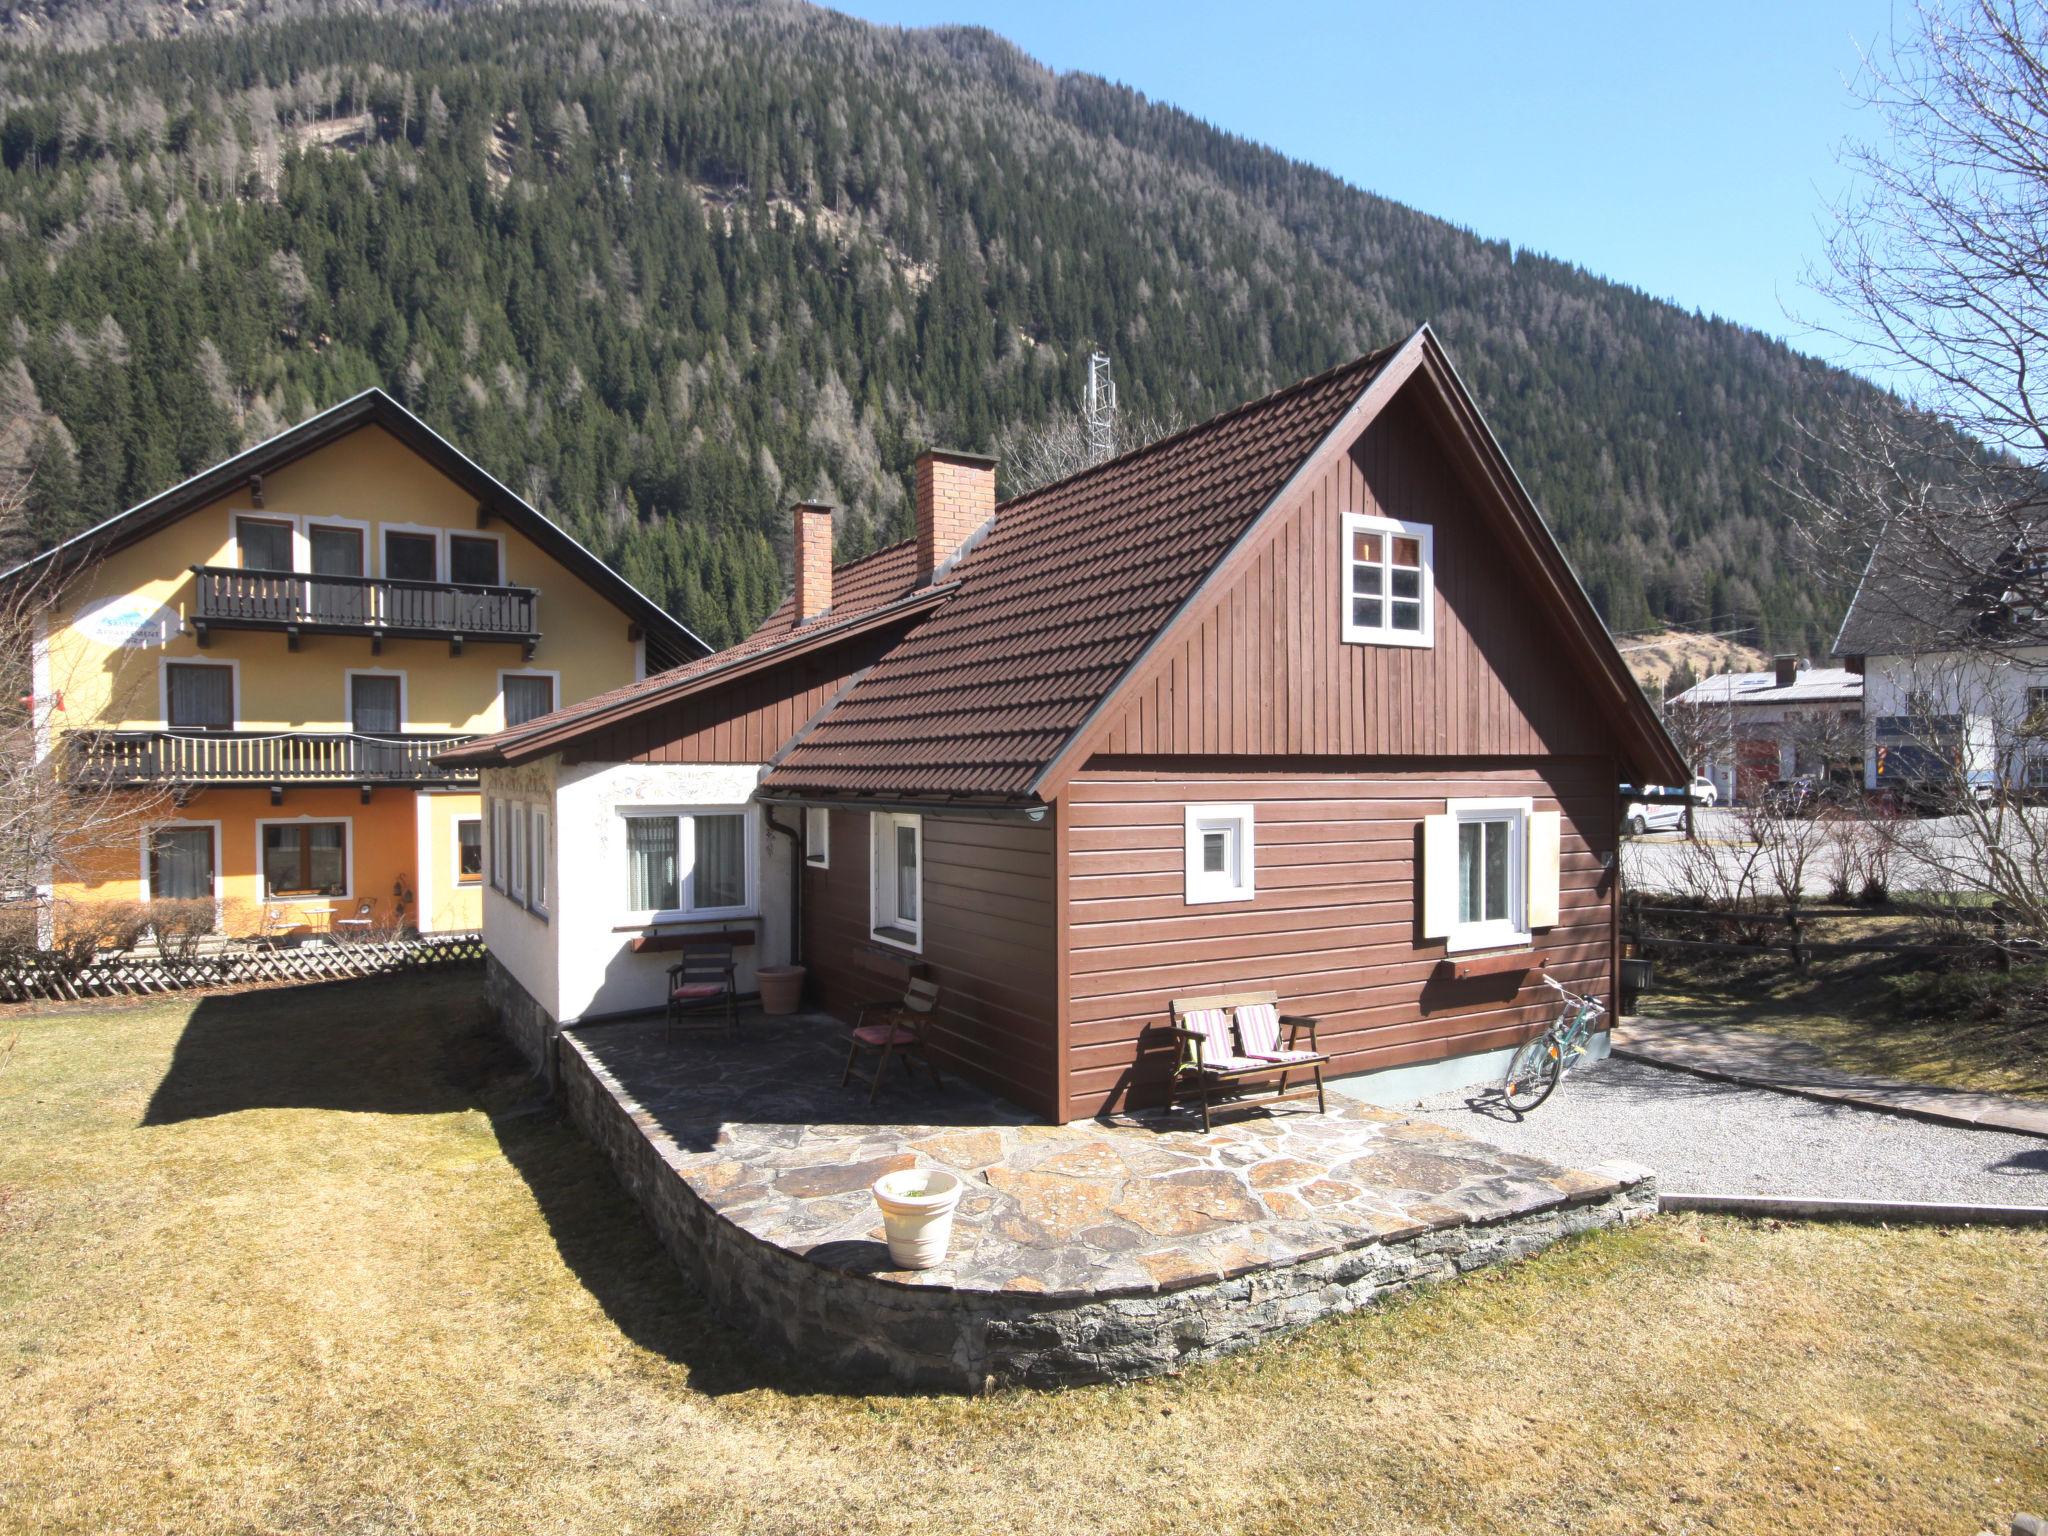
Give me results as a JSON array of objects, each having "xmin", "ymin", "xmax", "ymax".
[{"xmin": 1500, "ymin": 974, "xmax": 1606, "ymax": 1114}]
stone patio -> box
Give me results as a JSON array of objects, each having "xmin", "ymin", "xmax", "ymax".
[{"xmin": 550, "ymin": 1009, "xmax": 1655, "ymax": 1390}]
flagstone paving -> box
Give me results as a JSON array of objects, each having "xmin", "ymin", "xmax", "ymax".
[{"xmin": 569, "ymin": 1011, "xmax": 1652, "ymax": 1305}]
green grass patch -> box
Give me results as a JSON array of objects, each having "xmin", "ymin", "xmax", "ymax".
[{"xmin": 1, "ymin": 974, "xmax": 2044, "ymax": 1533}]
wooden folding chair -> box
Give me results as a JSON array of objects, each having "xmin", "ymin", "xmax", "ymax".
[
  {"xmin": 841, "ymin": 976, "xmax": 943, "ymax": 1102},
  {"xmin": 666, "ymin": 941, "xmax": 738, "ymax": 1041}
]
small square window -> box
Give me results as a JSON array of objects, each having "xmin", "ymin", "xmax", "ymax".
[
  {"xmin": 1341, "ymin": 512, "xmax": 1433, "ymax": 648},
  {"xmin": 1184, "ymin": 804, "xmax": 1254, "ymax": 904}
]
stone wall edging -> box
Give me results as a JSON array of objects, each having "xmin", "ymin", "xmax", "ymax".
[{"xmin": 533, "ymin": 1011, "xmax": 1658, "ymax": 1392}]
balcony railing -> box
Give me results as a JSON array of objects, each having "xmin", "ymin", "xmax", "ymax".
[
  {"xmin": 71, "ymin": 730, "xmax": 479, "ymax": 788},
  {"xmin": 189, "ymin": 566, "xmax": 541, "ymax": 656}
]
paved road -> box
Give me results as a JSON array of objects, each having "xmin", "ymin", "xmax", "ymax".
[
  {"xmin": 1415, "ymin": 1056, "xmax": 2048, "ymax": 1205},
  {"xmin": 1623, "ymin": 808, "xmax": 1998, "ymax": 897}
]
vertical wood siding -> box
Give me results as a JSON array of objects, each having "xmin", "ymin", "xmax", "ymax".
[
  {"xmin": 566, "ymin": 629, "xmax": 905, "ymax": 766},
  {"xmin": 803, "ymin": 807, "xmax": 1062, "ymax": 1120},
  {"xmin": 1062, "ymin": 759, "xmax": 1618, "ymax": 1122},
  {"xmin": 1090, "ymin": 392, "xmax": 1612, "ymax": 760}
]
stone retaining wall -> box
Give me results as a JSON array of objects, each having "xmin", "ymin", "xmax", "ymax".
[
  {"xmin": 548, "ymin": 1024, "xmax": 1657, "ymax": 1392},
  {"xmin": 487, "ymin": 952, "xmax": 556, "ymax": 1085}
]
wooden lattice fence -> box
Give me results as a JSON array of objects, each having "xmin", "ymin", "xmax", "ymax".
[{"xmin": 0, "ymin": 931, "xmax": 487, "ymax": 1003}]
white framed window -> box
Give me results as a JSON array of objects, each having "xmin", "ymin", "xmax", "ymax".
[
  {"xmin": 508, "ymin": 806, "xmax": 528, "ymax": 903},
  {"xmin": 489, "ymin": 798, "xmax": 506, "ymax": 892},
  {"xmin": 529, "ymin": 807, "xmax": 549, "ymax": 916},
  {"xmin": 869, "ymin": 812, "xmax": 922, "ymax": 950},
  {"xmin": 804, "ymin": 806, "xmax": 830, "ymax": 868},
  {"xmin": 1444, "ymin": 797, "xmax": 1530, "ymax": 954},
  {"xmin": 1341, "ymin": 511, "xmax": 1433, "ymax": 647},
  {"xmin": 257, "ymin": 818, "xmax": 352, "ymax": 900},
  {"xmin": 1183, "ymin": 803, "xmax": 1255, "ymax": 904},
  {"xmin": 622, "ymin": 806, "xmax": 757, "ymax": 921}
]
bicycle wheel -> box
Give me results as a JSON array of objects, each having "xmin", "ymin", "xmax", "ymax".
[{"xmin": 1501, "ymin": 1033, "xmax": 1563, "ymax": 1114}]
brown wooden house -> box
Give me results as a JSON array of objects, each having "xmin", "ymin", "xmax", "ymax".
[{"xmin": 448, "ymin": 326, "xmax": 1684, "ymax": 1123}]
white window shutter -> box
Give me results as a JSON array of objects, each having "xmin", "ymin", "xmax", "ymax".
[
  {"xmin": 1527, "ymin": 810, "xmax": 1562, "ymax": 929},
  {"xmin": 1419, "ymin": 813, "xmax": 1457, "ymax": 938}
]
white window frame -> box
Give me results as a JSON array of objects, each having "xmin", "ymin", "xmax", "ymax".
[
  {"xmin": 529, "ymin": 806, "xmax": 549, "ymax": 917},
  {"xmin": 254, "ymin": 815, "xmax": 355, "ymax": 903},
  {"xmin": 379, "ymin": 522, "xmax": 447, "ymax": 582},
  {"xmin": 804, "ymin": 805, "xmax": 830, "ymax": 868},
  {"xmin": 446, "ymin": 528, "xmax": 508, "ymax": 587},
  {"xmin": 1183, "ymin": 803, "xmax": 1255, "ymax": 905},
  {"xmin": 1340, "ymin": 511, "xmax": 1434, "ymax": 648},
  {"xmin": 344, "ymin": 667, "xmax": 409, "ymax": 734},
  {"xmin": 159, "ymin": 656, "xmax": 239, "ymax": 731},
  {"xmin": 497, "ymin": 669, "xmax": 562, "ymax": 730},
  {"xmin": 455, "ymin": 816, "xmax": 483, "ymax": 887},
  {"xmin": 508, "ymin": 805, "xmax": 528, "ymax": 903},
  {"xmin": 1444, "ymin": 797, "xmax": 1531, "ymax": 955},
  {"xmin": 869, "ymin": 811, "xmax": 923, "ymax": 951},
  {"xmin": 489, "ymin": 798, "xmax": 507, "ymax": 893},
  {"xmin": 619, "ymin": 805, "xmax": 759, "ymax": 923},
  {"xmin": 138, "ymin": 818, "xmax": 223, "ymax": 921}
]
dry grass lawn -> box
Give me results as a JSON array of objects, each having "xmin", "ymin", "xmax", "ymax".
[
  {"xmin": 1649, "ymin": 938, "xmax": 2048, "ymax": 1101},
  {"xmin": 2, "ymin": 973, "xmax": 2045, "ymax": 1535}
]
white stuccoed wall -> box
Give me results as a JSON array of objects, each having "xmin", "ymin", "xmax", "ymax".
[
  {"xmin": 552, "ymin": 759, "xmax": 793, "ymax": 1022},
  {"xmin": 480, "ymin": 755, "xmax": 563, "ymax": 1018},
  {"xmin": 1861, "ymin": 647, "xmax": 2048, "ymax": 785}
]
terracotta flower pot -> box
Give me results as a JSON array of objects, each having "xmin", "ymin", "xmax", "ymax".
[
  {"xmin": 756, "ymin": 963, "xmax": 806, "ymax": 1016},
  {"xmin": 871, "ymin": 1168, "xmax": 964, "ymax": 1269}
]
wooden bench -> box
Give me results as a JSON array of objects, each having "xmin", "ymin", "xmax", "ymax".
[{"xmin": 1166, "ymin": 989, "xmax": 1329, "ymax": 1131}]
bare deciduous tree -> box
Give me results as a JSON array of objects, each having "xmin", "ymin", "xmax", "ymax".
[
  {"xmin": 0, "ymin": 475, "xmax": 171, "ymax": 969},
  {"xmin": 990, "ymin": 403, "xmax": 1186, "ymax": 499},
  {"xmin": 1793, "ymin": 1, "xmax": 2048, "ymax": 655}
]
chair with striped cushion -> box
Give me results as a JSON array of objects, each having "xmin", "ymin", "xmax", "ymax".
[
  {"xmin": 1167, "ymin": 990, "xmax": 1329, "ymax": 1129},
  {"xmin": 666, "ymin": 941, "xmax": 738, "ymax": 1042},
  {"xmin": 1231, "ymin": 999, "xmax": 1328, "ymax": 1112},
  {"xmin": 841, "ymin": 976, "xmax": 944, "ymax": 1103}
]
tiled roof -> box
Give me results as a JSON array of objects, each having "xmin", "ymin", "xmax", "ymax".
[
  {"xmin": 759, "ymin": 346, "xmax": 1396, "ymax": 800},
  {"xmin": 1669, "ymin": 667, "xmax": 1863, "ymax": 707},
  {"xmin": 438, "ymin": 559, "xmax": 949, "ymax": 767}
]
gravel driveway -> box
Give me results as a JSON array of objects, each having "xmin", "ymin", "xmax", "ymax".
[{"xmin": 1414, "ymin": 1056, "xmax": 2048, "ymax": 1206}]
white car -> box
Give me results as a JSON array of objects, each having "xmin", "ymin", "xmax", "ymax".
[
  {"xmin": 1619, "ymin": 785, "xmax": 1687, "ymax": 836},
  {"xmin": 1687, "ymin": 774, "xmax": 1718, "ymax": 808}
]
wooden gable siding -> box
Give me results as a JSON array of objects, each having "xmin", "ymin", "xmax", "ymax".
[
  {"xmin": 565, "ymin": 630, "xmax": 902, "ymax": 766},
  {"xmin": 1089, "ymin": 392, "xmax": 1612, "ymax": 761},
  {"xmin": 802, "ymin": 807, "xmax": 1062, "ymax": 1121},
  {"xmin": 1059, "ymin": 758, "xmax": 1617, "ymax": 1122}
]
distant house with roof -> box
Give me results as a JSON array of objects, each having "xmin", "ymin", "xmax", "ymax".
[
  {"xmin": 1832, "ymin": 521, "xmax": 2048, "ymax": 796},
  {"xmin": 1667, "ymin": 657, "xmax": 1862, "ymax": 805},
  {"xmin": 446, "ymin": 326, "xmax": 1684, "ymax": 1123}
]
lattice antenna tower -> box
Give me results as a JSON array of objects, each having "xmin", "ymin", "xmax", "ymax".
[{"xmin": 1084, "ymin": 350, "xmax": 1118, "ymax": 464}]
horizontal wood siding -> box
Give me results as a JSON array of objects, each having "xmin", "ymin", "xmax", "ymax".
[
  {"xmin": 804, "ymin": 807, "xmax": 1061, "ymax": 1120},
  {"xmin": 1061, "ymin": 758, "xmax": 1618, "ymax": 1121},
  {"xmin": 1092, "ymin": 392, "xmax": 1610, "ymax": 760},
  {"xmin": 566, "ymin": 630, "xmax": 902, "ymax": 766}
]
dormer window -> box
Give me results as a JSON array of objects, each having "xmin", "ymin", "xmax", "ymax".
[{"xmin": 1341, "ymin": 512, "xmax": 1433, "ymax": 647}]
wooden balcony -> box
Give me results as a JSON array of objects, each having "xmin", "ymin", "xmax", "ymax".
[
  {"xmin": 188, "ymin": 565, "xmax": 541, "ymax": 657},
  {"xmin": 72, "ymin": 730, "xmax": 479, "ymax": 794}
]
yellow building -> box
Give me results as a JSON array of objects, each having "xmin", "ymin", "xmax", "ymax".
[{"xmin": 15, "ymin": 390, "xmax": 706, "ymax": 938}]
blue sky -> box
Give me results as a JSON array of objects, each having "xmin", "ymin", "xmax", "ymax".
[{"xmin": 829, "ymin": 1, "xmax": 1895, "ymax": 355}]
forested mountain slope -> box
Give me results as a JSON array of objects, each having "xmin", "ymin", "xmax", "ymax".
[{"xmin": 0, "ymin": 0, "xmax": 1872, "ymax": 647}]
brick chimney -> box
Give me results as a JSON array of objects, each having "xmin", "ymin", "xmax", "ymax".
[
  {"xmin": 793, "ymin": 502, "xmax": 835, "ymax": 624},
  {"xmin": 914, "ymin": 449, "xmax": 997, "ymax": 584},
  {"xmin": 1773, "ymin": 654, "xmax": 1799, "ymax": 689}
]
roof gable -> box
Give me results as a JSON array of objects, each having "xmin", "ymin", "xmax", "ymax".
[
  {"xmin": 4, "ymin": 388, "xmax": 709, "ymax": 665},
  {"xmin": 758, "ymin": 344, "xmax": 1401, "ymax": 800}
]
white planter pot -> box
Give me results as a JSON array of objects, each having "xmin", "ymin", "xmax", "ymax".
[{"xmin": 871, "ymin": 1168, "xmax": 965, "ymax": 1270}]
